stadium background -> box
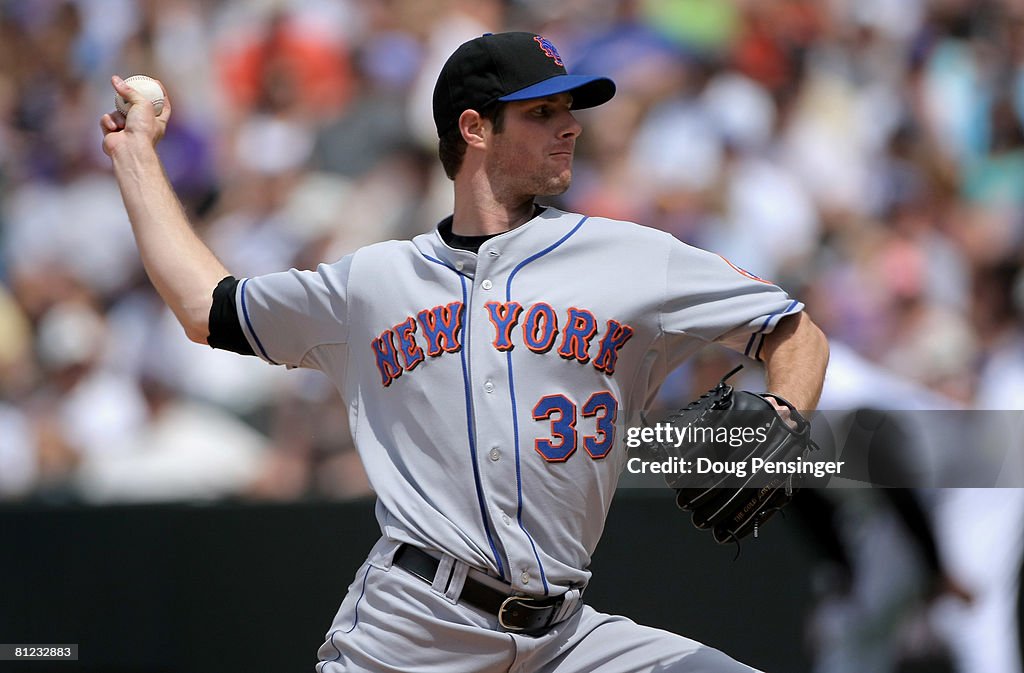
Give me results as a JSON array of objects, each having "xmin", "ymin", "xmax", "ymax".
[{"xmin": 2, "ymin": 0, "xmax": 1023, "ymax": 671}]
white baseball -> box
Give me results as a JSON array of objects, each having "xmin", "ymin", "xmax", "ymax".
[{"xmin": 114, "ymin": 75, "xmax": 165, "ymax": 116}]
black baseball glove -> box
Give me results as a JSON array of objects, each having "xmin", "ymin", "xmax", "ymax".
[{"xmin": 653, "ymin": 365, "xmax": 820, "ymax": 545}]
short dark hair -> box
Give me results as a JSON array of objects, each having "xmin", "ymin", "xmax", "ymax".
[{"xmin": 438, "ymin": 103, "xmax": 507, "ymax": 180}]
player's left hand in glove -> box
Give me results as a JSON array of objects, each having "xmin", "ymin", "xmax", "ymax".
[{"xmin": 650, "ymin": 365, "xmax": 821, "ymax": 545}]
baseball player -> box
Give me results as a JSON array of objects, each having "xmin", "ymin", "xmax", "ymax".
[{"xmin": 101, "ymin": 32, "xmax": 828, "ymax": 673}]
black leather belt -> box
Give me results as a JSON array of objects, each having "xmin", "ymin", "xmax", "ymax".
[{"xmin": 393, "ymin": 544, "xmax": 567, "ymax": 634}]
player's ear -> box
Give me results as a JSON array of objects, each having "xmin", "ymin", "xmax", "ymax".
[{"xmin": 459, "ymin": 109, "xmax": 487, "ymax": 150}]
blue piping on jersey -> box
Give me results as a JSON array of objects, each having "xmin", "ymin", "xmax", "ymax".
[
  {"xmin": 422, "ymin": 253, "xmax": 506, "ymax": 579},
  {"xmin": 744, "ymin": 299, "xmax": 799, "ymax": 358},
  {"xmin": 316, "ymin": 564, "xmax": 373, "ymax": 672},
  {"xmin": 504, "ymin": 215, "xmax": 590, "ymax": 596},
  {"xmin": 745, "ymin": 332, "xmax": 766, "ymax": 361},
  {"xmin": 239, "ymin": 278, "xmax": 279, "ymax": 365},
  {"xmin": 744, "ymin": 332, "xmax": 759, "ymax": 359},
  {"xmin": 754, "ymin": 334, "xmax": 768, "ymax": 361}
]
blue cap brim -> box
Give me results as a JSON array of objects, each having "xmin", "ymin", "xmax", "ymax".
[{"xmin": 498, "ymin": 74, "xmax": 616, "ymax": 109}]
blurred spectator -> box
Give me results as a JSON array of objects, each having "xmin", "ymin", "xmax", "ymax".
[
  {"xmin": 16, "ymin": 300, "xmax": 146, "ymax": 501},
  {"xmin": 74, "ymin": 365, "xmax": 271, "ymax": 503},
  {"xmin": 0, "ymin": 283, "xmax": 33, "ymax": 396},
  {"xmin": 214, "ymin": 2, "xmax": 355, "ymax": 122},
  {"xmin": 0, "ymin": 402, "xmax": 35, "ymax": 499}
]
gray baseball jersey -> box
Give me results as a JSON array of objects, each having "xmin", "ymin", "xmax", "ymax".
[{"xmin": 235, "ymin": 206, "xmax": 801, "ymax": 597}]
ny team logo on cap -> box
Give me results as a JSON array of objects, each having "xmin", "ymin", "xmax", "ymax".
[
  {"xmin": 432, "ymin": 31, "xmax": 615, "ymax": 136},
  {"xmin": 534, "ymin": 36, "xmax": 564, "ymax": 66}
]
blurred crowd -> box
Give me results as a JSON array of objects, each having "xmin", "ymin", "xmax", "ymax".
[{"xmin": 1, "ymin": 0, "xmax": 1023, "ymax": 507}]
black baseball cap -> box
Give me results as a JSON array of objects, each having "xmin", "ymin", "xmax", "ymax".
[{"xmin": 432, "ymin": 32, "xmax": 616, "ymax": 137}]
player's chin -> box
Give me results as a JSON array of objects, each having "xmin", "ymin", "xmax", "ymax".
[{"xmin": 541, "ymin": 171, "xmax": 573, "ymax": 196}]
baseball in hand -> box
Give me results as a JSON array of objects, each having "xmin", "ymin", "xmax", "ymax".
[{"xmin": 114, "ymin": 75, "xmax": 165, "ymax": 116}]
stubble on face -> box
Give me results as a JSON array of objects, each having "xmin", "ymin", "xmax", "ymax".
[
  {"xmin": 483, "ymin": 97, "xmax": 578, "ymax": 205},
  {"xmin": 485, "ymin": 133, "xmax": 573, "ymax": 203}
]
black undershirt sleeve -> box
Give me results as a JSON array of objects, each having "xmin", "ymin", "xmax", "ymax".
[{"xmin": 207, "ymin": 276, "xmax": 256, "ymax": 356}]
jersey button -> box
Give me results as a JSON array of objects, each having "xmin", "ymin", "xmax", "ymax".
[
  {"xmin": 502, "ymin": 513, "xmax": 511, "ymax": 526},
  {"xmin": 489, "ymin": 448, "xmax": 501, "ymax": 461},
  {"xmin": 481, "ymin": 279, "xmax": 493, "ymax": 290},
  {"xmin": 488, "ymin": 249, "xmax": 500, "ymax": 257},
  {"xmin": 483, "ymin": 380, "xmax": 494, "ymax": 393},
  {"xmin": 455, "ymin": 261, "xmax": 465, "ymax": 271},
  {"xmin": 520, "ymin": 571, "xmax": 530, "ymax": 585}
]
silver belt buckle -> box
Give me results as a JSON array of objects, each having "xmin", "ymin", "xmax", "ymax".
[{"xmin": 498, "ymin": 595, "xmax": 548, "ymax": 632}]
